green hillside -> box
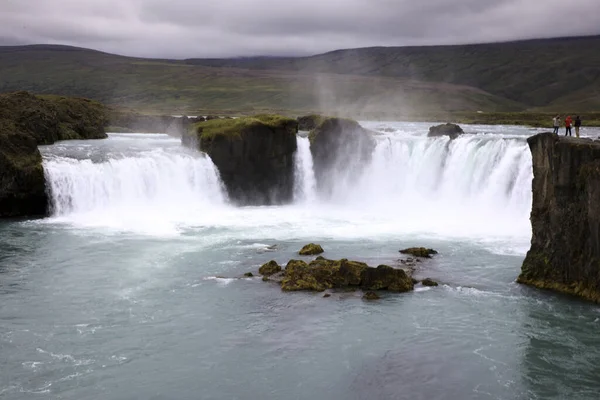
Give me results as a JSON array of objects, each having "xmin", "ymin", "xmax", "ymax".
[
  {"xmin": 0, "ymin": 36, "xmax": 598, "ymax": 117},
  {"xmin": 187, "ymin": 36, "xmax": 600, "ymax": 111}
]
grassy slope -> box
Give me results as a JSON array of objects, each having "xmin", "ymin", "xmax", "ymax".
[
  {"xmin": 1, "ymin": 36, "xmax": 598, "ymax": 119},
  {"xmin": 0, "ymin": 45, "xmax": 523, "ymax": 116},
  {"xmin": 187, "ymin": 36, "xmax": 600, "ymax": 111}
]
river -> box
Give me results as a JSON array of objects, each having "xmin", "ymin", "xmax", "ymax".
[{"xmin": 1, "ymin": 122, "xmax": 600, "ymax": 399}]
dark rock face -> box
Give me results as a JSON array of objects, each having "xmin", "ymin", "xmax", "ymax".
[
  {"xmin": 421, "ymin": 278, "xmax": 439, "ymax": 287},
  {"xmin": 299, "ymin": 243, "xmax": 324, "ymax": 255},
  {"xmin": 297, "ymin": 115, "xmax": 324, "ymax": 131},
  {"xmin": 517, "ymin": 132, "xmax": 600, "ymax": 302},
  {"xmin": 183, "ymin": 115, "xmax": 298, "ymax": 205},
  {"xmin": 279, "ymin": 257, "xmax": 414, "ymax": 293},
  {"xmin": 0, "ymin": 92, "xmax": 108, "ymax": 218},
  {"xmin": 309, "ymin": 118, "xmax": 375, "ymax": 195},
  {"xmin": 0, "ymin": 127, "xmax": 47, "ymax": 217},
  {"xmin": 399, "ymin": 247, "xmax": 438, "ymax": 258},
  {"xmin": 428, "ymin": 123, "xmax": 464, "ymax": 139},
  {"xmin": 363, "ymin": 291, "xmax": 380, "ymax": 300},
  {"xmin": 360, "ymin": 265, "xmax": 413, "ymax": 292}
]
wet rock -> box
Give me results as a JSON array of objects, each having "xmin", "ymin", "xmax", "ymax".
[
  {"xmin": 281, "ymin": 259, "xmax": 326, "ymax": 291},
  {"xmin": 262, "ymin": 276, "xmax": 270, "ymax": 282},
  {"xmin": 363, "ymin": 291, "xmax": 380, "ymax": 300},
  {"xmin": 309, "ymin": 117, "xmax": 376, "ymax": 195},
  {"xmin": 428, "ymin": 123, "xmax": 464, "ymax": 139},
  {"xmin": 297, "ymin": 114, "xmax": 325, "ymax": 131},
  {"xmin": 421, "ymin": 278, "xmax": 439, "ymax": 287},
  {"xmin": 259, "ymin": 260, "xmax": 282, "ymax": 276},
  {"xmin": 323, "ymin": 293, "xmax": 331, "ymax": 298},
  {"xmin": 243, "ymin": 272, "xmax": 254, "ymax": 278},
  {"xmin": 399, "ymin": 247, "xmax": 438, "ymax": 258},
  {"xmin": 361, "ymin": 265, "xmax": 414, "ymax": 292},
  {"xmin": 299, "ymin": 243, "xmax": 324, "ymax": 255}
]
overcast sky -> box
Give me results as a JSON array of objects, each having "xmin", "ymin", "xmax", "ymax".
[{"xmin": 1, "ymin": 0, "xmax": 599, "ymax": 58}]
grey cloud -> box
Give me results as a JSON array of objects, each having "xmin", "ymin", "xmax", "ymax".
[{"xmin": 0, "ymin": 0, "xmax": 599, "ymax": 58}]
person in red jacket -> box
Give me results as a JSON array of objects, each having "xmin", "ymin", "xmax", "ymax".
[{"xmin": 565, "ymin": 115, "xmax": 573, "ymax": 136}]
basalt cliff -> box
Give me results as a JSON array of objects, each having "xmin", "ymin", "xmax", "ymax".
[
  {"xmin": 0, "ymin": 91, "xmax": 107, "ymax": 217},
  {"xmin": 518, "ymin": 132, "xmax": 600, "ymax": 302}
]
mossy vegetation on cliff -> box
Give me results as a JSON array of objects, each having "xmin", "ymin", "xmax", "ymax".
[
  {"xmin": 190, "ymin": 114, "xmax": 296, "ymax": 141},
  {"xmin": 0, "ymin": 91, "xmax": 108, "ymax": 217},
  {"xmin": 182, "ymin": 114, "xmax": 299, "ymax": 205}
]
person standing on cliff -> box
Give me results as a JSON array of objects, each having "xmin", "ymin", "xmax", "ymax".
[
  {"xmin": 565, "ymin": 115, "xmax": 573, "ymax": 136},
  {"xmin": 553, "ymin": 115, "xmax": 560, "ymax": 134},
  {"xmin": 574, "ymin": 116, "xmax": 582, "ymax": 138}
]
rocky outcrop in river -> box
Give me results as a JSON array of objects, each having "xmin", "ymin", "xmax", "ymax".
[
  {"xmin": 427, "ymin": 123, "xmax": 464, "ymax": 139},
  {"xmin": 182, "ymin": 114, "xmax": 298, "ymax": 205},
  {"xmin": 0, "ymin": 91, "xmax": 108, "ymax": 217},
  {"xmin": 308, "ymin": 117, "xmax": 376, "ymax": 194},
  {"xmin": 262, "ymin": 257, "xmax": 415, "ymax": 293},
  {"xmin": 518, "ymin": 132, "xmax": 600, "ymax": 302}
]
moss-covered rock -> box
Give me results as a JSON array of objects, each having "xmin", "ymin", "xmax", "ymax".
[
  {"xmin": 399, "ymin": 247, "xmax": 438, "ymax": 258},
  {"xmin": 361, "ymin": 265, "xmax": 414, "ymax": 292},
  {"xmin": 308, "ymin": 117, "xmax": 375, "ymax": 195},
  {"xmin": 259, "ymin": 260, "xmax": 282, "ymax": 276},
  {"xmin": 299, "ymin": 243, "xmax": 324, "ymax": 255},
  {"xmin": 297, "ymin": 114, "xmax": 325, "ymax": 131},
  {"xmin": 0, "ymin": 91, "xmax": 108, "ymax": 218},
  {"xmin": 0, "ymin": 124, "xmax": 47, "ymax": 217},
  {"xmin": 428, "ymin": 123, "xmax": 464, "ymax": 139},
  {"xmin": 279, "ymin": 257, "xmax": 413, "ymax": 293},
  {"xmin": 421, "ymin": 278, "xmax": 439, "ymax": 287},
  {"xmin": 182, "ymin": 114, "xmax": 298, "ymax": 205},
  {"xmin": 363, "ymin": 291, "xmax": 380, "ymax": 300}
]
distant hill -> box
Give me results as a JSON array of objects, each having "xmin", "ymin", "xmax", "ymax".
[{"xmin": 1, "ymin": 36, "xmax": 598, "ymax": 116}]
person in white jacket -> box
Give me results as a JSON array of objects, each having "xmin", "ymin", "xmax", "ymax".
[{"xmin": 552, "ymin": 115, "xmax": 560, "ymax": 134}]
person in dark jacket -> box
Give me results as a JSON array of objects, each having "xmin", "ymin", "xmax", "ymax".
[
  {"xmin": 565, "ymin": 115, "xmax": 573, "ymax": 136},
  {"xmin": 574, "ymin": 116, "xmax": 582, "ymax": 138}
]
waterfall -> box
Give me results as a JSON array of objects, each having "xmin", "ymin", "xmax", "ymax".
[
  {"xmin": 42, "ymin": 137, "xmax": 228, "ymax": 234},
  {"xmin": 291, "ymin": 132, "xmax": 533, "ymax": 237},
  {"xmin": 293, "ymin": 136, "xmax": 317, "ymax": 203},
  {"xmin": 41, "ymin": 131, "xmax": 533, "ymax": 237}
]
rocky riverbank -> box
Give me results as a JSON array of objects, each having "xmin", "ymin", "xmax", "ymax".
[{"xmin": 0, "ymin": 91, "xmax": 108, "ymax": 217}]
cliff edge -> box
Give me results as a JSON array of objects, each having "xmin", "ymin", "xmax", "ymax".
[
  {"xmin": 518, "ymin": 132, "xmax": 600, "ymax": 302},
  {"xmin": 0, "ymin": 91, "xmax": 107, "ymax": 218}
]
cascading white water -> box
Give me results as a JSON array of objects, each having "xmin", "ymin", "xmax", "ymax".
[
  {"xmin": 41, "ymin": 130, "xmax": 533, "ymax": 239},
  {"xmin": 43, "ymin": 138, "xmax": 227, "ymax": 234},
  {"xmin": 293, "ymin": 136, "xmax": 318, "ymax": 203},
  {"xmin": 293, "ymin": 132, "xmax": 533, "ymax": 237}
]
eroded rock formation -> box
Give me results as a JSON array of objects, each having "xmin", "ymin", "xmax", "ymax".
[
  {"xmin": 518, "ymin": 132, "xmax": 600, "ymax": 302},
  {"xmin": 308, "ymin": 117, "xmax": 375, "ymax": 195},
  {"xmin": 0, "ymin": 91, "xmax": 107, "ymax": 217},
  {"xmin": 182, "ymin": 114, "xmax": 298, "ymax": 205}
]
